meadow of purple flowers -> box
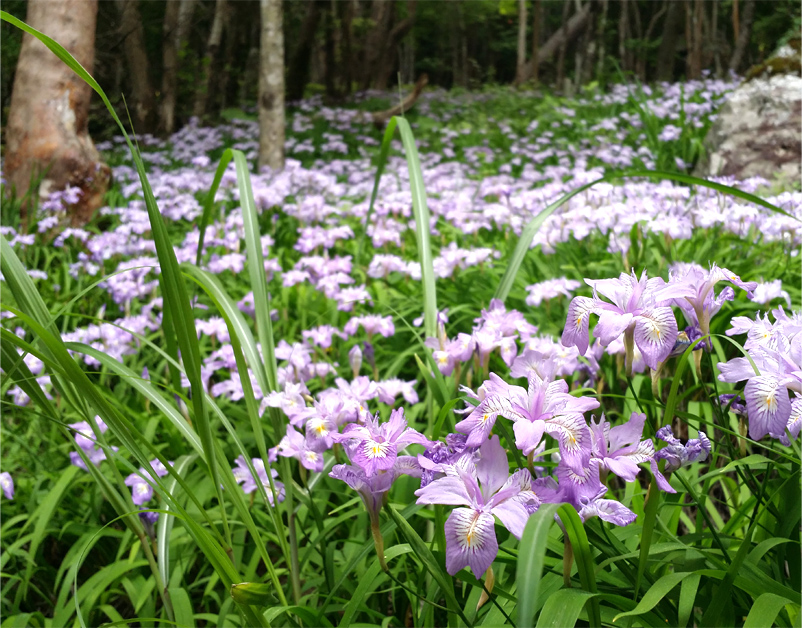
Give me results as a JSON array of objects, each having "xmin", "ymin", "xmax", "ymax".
[{"xmin": 2, "ymin": 74, "xmax": 801, "ymax": 627}]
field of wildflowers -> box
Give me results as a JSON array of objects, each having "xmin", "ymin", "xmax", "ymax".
[{"xmin": 1, "ymin": 21, "xmax": 801, "ymax": 628}]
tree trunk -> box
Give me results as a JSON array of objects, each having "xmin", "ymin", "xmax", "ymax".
[
  {"xmin": 374, "ymin": 1, "xmax": 418, "ymax": 89},
  {"xmin": 5, "ymin": 0, "xmax": 110, "ymax": 226},
  {"xmin": 595, "ymin": 0, "xmax": 608, "ymax": 80},
  {"xmin": 556, "ymin": 0, "xmax": 572, "ymax": 89},
  {"xmin": 117, "ymin": 0, "xmax": 156, "ymax": 134},
  {"xmin": 361, "ymin": 0, "xmax": 393, "ymax": 90},
  {"xmin": 687, "ymin": 0, "xmax": 703, "ymax": 79},
  {"xmin": 323, "ymin": 3, "xmax": 337, "ymax": 100},
  {"xmin": 286, "ymin": 1, "xmax": 322, "ymax": 102},
  {"xmin": 531, "ymin": 0, "xmax": 543, "ymax": 85},
  {"xmin": 159, "ymin": 0, "xmax": 197, "ymax": 135},
  {"xmin": 340, "ymin": 0, "xmax": 356, "ymax": 96},
  {"xmin": 194, "ymin": 0, "xmax": 227, "ymax": 120},
  {"xmin": 637, "ymin": 3, "xmax": 666, "ymax": 81},
  {"xmin": 520, "ymin": 3, "xmax": 591, "ymax": 82},
  {"xmin": 655, "ymin": 0, "xmax": 682, "ymax": 81},
  {"xmin": 258, "ymin": 0, "xmax": 285, "ymax": 171},
  {"xmin": 729, "ymin": 0, "xmax": 754, "ymax": 72},
  {"xmin": 617, "ymin": 0, "xmax": 630, "ymax": 73},
  {"xmin": 514, "ymin": 0, "xmax": 528, "ymax": 85}
]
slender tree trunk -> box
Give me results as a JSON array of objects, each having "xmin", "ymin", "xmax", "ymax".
[
  {"xmin": 732, "ymin": 0, "xmax": 740, "ymax": 44},
  {"xmin": 159, "ymin": 0, "xmax": 196, "ymax": 135},
  {"xmin": 556, "ymin": 0, "xmax": 572, "ymax": 89},
  {"xmin": 514, "ymin": 0, "xmax": 528, "ymax": 85},
  {"xmin": 286, "ymin": 1, "xmax": 322, "ymax": 102},
  {"xmin": 630, "ymin": 0, "xmax": 644, "ymax": 80},
  {"xmin": 374, "ymin": 1, "xmax": 417, "ymax": 89},
  {"xmin": 711, "ymin": 3, "xmax": 722, "ymax": 77},
  {"xmin": 6, "ymin": 0, "xmax": 110, "ymax": 225},
  {"xmin": 595, "ymin": 0, "xmax": 608, "ymax": 80},
  {"xmin": 340, "ymin": 0, "xmax": 356, "ymax": 96},
  {"xmin": 687, "ymin": 0, "xmax": 703, "ymax": 79},
  {"xmin": 618, "ymin": 0, "xmax": 630, "ymax": 73},
  {"xmin": 531, "ymin": 0, "xmax": 543, "ymax": 85},
  {"xmin": 194, "ymin": 0, "xmax": 227, "ymax": 120},
  {"xmin": 520, "ymin": 2, "xmax": 591, "ymax": 82},
  {"xmin": 361, "ymin": 0, "xmax": 393, "ymax": 90},
  {"xmin": 323, "ymin": 3, "xmax": 337, "ymax": 100},
  {"xmin": 637, "ymin": 4, "xmax": 666, "ymax": 82},
  {"xmin": 117, "ymin": 0, "xmax": 156, "ymax": 134},
  {"xmin": 258, "ymin": 0, "xmax": 285, "ymax": 170},
  {"xmin": 729, "ymin": 0, "xmax": 754, "ymax": 72},
  {"xmin": 655, "ymin": 0, "xmax": 682, "ymax": 81}
]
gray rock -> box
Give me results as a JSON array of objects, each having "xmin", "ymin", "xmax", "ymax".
[{"xmin": 695, "ymin": 73, "xmax": 801, "ymax": 182}]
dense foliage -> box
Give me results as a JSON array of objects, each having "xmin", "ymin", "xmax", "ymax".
[{"xmin": 2, "ymin": 38, "xmax": 801, "ymax": 628}]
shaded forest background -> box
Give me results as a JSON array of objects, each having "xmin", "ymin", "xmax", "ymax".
[{"xmin": 1, "ymin": 0, "xmax": 800, "ymax": 142}]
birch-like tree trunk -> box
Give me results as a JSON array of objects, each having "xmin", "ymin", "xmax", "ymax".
[
  {"xmin": 5, "ymin": 0, "xmax": 110, "ymax": 225},
  {"xmin": 258, "ymin": 0, "xmax": 285, "ymax": 170}
]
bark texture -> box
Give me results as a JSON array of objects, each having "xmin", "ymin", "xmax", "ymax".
[
  {"xmin": 5, "ymin": 0, "xmax": 110, "ymax": 225},
  {"xmin": 729, "ymin": 0, "xmax": 755, "ymax": 72},
  {"xmin": 117, "ymin": 0, "xmax": 156, "ymax": 134},
  {"xmin": 258, "ymin": 0, "xmax": 285, "ymax": 170},
  {"xmin": 194, "ymin": 0, "xmax": 227, "ymax": 120},
  {"xmin": 160, "ymin": 0, "xmax": 197, "ymax": 135}
]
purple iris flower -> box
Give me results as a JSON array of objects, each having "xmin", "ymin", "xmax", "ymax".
[
  {"xmin": 0, "ymin": 472, "xmax": 14, "ymax": 499},
  {"xmin": 589, "ymin": 413, "xmax": 655, "ymax": 482},
  {"xmin": 125, "ymin": 459, "xmax": 171, "ymax": 506},
  {"xmin": 655, "ymin": 263, "xmax": 757, "ymax": 338},
  {"xmin": 418, "ymin": 433, "xmax": 477, "ymax": 488},
  {"xmin": 414, "ymin": 436, "xmax": 540, "ymax": 577},
  {"xmin": 719, "ymin": 394, "xmax": 747, "ymax": 415},
  {"xmin": 456, "ymin": 367, "xmax": 599, "ymax": 473},
  {"xmin": 69, "ymin": 416, "xmax": 109, "ymax": 451},
  {"xmin": 333, "ymin": 408, "xmax": 430, "ymax": 476},
  {"xmin": 330, "ymin": 456, "xmax": 422, "ymax": 522},
  {"xmin": 652, "ymin": 426, "xmax": 711, "ymax": 473},
  {"xmin": 271, "ymin": 425, "xmax": 325, "ymax": 472},
  {"xmin": 232, "ymin": 455, "xmax": 285, "ymax": 505},
  {"xmin": 562, "ymin": 270, "xmax": 678, "ymax": 372}
]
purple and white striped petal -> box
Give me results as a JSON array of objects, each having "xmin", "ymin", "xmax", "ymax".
[
  {"xmin": 634, "ymin": 307, "xmax": 678, "ymax": 370},
  {"xmin": 745, "ymin": 376, "xmax": 792, "ymax": 440},
  {"xmin": 545, "ymin": 413, "xmax": 592, "ymax": 472},
  {"xmin": 780, "ymin": 398, "xmax": 802, "ymax": 446},
  {"xmin": 350, "ymin": 439, "xmax": 398, "ymax": 476},
  {"xmin": 562, "ymin": 296, "xmax": 596, "ymax": 356},
  {"xmin": 444, "ymin": 508, "xmax": 498, "ymax": 578}
]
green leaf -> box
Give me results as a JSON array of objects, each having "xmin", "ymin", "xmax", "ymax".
[
  {"xmin": 557, "ymin": 505, "xmax": 600, "ymax": 627},
  {"xmin": 535, "ymin": 589, "xmax": 596, "ymax": 628},
  {"xmin": 516, "ymin": 504, "xmax": 560, "ymax": 628},
  {"xmin": 634, "ymin": 478, "xmax": 661, "ymax": 598},
  {"xmin": 386, "ymin": 504, "xmax": 472, "ymax": 626},
  {"xmin": 743, "ymin": 593, "xmax": 799, "ymax": 628},
  {"xmin": 167, "ymin": 587, "xmax": 196, "ymax": 628},
  {"xmin": 613, "ymin": 572, "xmax": 695, "ymax": 621},
  {"xmin": 338, "ymin": 544, "xmax": 413, "ymax": 627}
]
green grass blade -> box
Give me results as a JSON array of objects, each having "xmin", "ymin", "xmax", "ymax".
[
  {"xmin": 613, "ymin": 572, "xmax": 696, "ymax": 622},
  {"xmin": 167, "ymin": 586, "xmax": 196, "ymax": 628},
  {"xmin": 386, "ymin": 504, "xmax": 472, "ymax": 626},
  {"xmin": 677, "ymin": 573, "xmax": 701, "ymax": 627},
  {"xmin": 743, "ymin": 593, "xmax": 799, "ymax": 628},
  {"xmin": 356, "ymin": 120, "xmax": 399, "ymax": 266},
  {"xmin": 535, "ymin": 589, "xmax": 596, "ymax": 628},
  {"xmin": 394, "ymin": 117, "xmax": 438, "ymax": 339},
  {"xmin": 516, "ymin": 503, "xmax": 560, "ymax": 628},
  {"xmin": 634, "ymin": 478, "xmax": 661, "ymax": 599},
  {"xmin": 338, "ymin": 544, "xmax": 413, "ymax": 627},
  {"xmin": 557, "ymin": 505, "xmax": 600, "ymax": 628},
  {"xmin": 196, "ymin": 149, "xmax": 235, "ymax": 266},
  {"xmin": 158, "ymin": 456, "xmax": 196, "ymax": 589}
]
